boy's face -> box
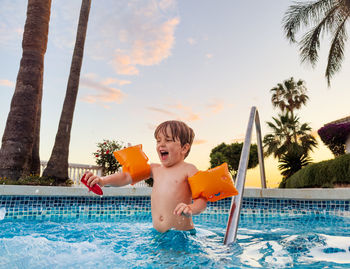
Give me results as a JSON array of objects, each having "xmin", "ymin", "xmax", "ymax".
[{"xmin": 156, "ymin": 126, "xmax": 189, "ymax": 167}]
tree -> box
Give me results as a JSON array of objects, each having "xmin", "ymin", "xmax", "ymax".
[
  {"xmin": 43, "ymin": 0, "xmax": 91, "ymax": 182},
  {"xmin": 209, "ymin": 142, "xmax": 259, "ymax": 178},
  {"xmin": 0, "ymin": 0, "xmax": 52, "ymax": 180},
  {"xmin": 93, "ymin": 140, "xmax": 124, "ymax": 176},
  {"xmin": 270, "ymin": 77, "xmax": 309, "ymax": 142},
  {"xmin": 264, "ymin": 113, "xmax": 317, "ymax": 181},
  {"xmin": 278, "ymin": 143, "xmax": 312, "ymax": 180},
  {"xmin": 263, "ymin": 113, "xmax": 317, "ymax": 159},
  {"xmin": 283, "ymin": 0, "xmax": 350, "ymax": 86},
  {"xmin": 270, "ymin": 77, "xmax": 308, "ymax": 119}
]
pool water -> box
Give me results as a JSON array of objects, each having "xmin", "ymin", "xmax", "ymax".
[{"xmin": 1, "ymin": 213, "xmax": 350, "ymax": 268}]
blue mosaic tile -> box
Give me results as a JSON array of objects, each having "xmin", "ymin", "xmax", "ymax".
[{"xmin": 0, "ymin": 195, "xmax": 349, "ymax": 222}]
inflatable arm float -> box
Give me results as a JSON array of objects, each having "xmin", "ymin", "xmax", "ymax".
[
  {"xmin": 188, "ymin": 163, "xmax": 238, "ymax": 202},
  {"xmin": 114, "ymin": 144, "xmax": 151, "ymax": 185}
]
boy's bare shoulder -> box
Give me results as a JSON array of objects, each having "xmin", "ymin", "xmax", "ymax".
[
  {"xmin": 150, "ymin": 163, "xmax": 161, "ymax": 170},
  {"xmin": 183, "ymin": 162, "xmax": 198, "ymax": 177}
]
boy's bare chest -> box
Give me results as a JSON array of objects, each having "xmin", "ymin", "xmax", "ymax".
[
  {"xmin": 152, "ymin": 167, "xmax": 188, "ymax": 187},
  {"xmin": 152, "ymin": 169, "xmax": 191, "ymax": 203}
]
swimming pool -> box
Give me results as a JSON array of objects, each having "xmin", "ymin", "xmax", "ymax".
[{"xmin": 1, "ymin": 193, "xmax": 350, "ymax": 268}]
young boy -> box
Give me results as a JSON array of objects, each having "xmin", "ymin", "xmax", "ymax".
[{"xmin": 84, "ymin": 120, "xmax": 207, "ymax": 233}]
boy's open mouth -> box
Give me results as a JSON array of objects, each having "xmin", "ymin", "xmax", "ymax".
[{"xmin": 160, "ymin": 150, "xmax": 169, "ymax": 160}]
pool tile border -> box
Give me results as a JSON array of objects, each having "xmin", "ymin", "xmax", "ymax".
[
  {"xmin": 1, "ymin": 185, "xmax": 350, "ymax": 200},
  {"xmin": 1, "ymin": 194, "xmax": 349, "ymax": 222}
]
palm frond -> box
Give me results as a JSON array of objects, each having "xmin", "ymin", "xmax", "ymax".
[
  {"xmin": 299, "ymin": 4, "xmax": 340, "ymax": 66},
  {"xmin": 283, "ymin": 0, "xmax": 334, "ymax": 43},
  {"xmin": 325, "ymin": 14, "xmax": 348, "ymax": 86}
]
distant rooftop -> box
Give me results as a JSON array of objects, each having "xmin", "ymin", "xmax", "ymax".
[{"xmin": 328, "ymin": 116, "xmax": 350, "ymax": 125}]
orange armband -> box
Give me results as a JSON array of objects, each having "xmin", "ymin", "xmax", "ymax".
[
  {"xmin": 113, "ymin": 144, "xmax": 151, "ymax": 184},
  {"xmin": 188, "ymin": 163, "xmax": 238, "ymax": 202}
]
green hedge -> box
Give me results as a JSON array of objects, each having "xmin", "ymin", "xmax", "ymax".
[
  {"xmin": 0, "ymin": 175, "xmax": 73, "ymax": 186},
  {"xmin": 283, "ymin": 153, "xmax": 350, "ymax": 188}
]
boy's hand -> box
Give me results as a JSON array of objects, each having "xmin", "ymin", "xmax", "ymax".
[
  {"xmin": 84, "ymin": 171, "xmax": 103, "ymax": 187},
  {"xmin": 173, "ymin": 203, "xmax": 192, "ymax": 218}
]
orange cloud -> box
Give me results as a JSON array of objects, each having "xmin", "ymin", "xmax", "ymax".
[
  {"xmin": 112, "ymin": 17, "xmax": 180, "ymax": 75},
  {"xmin": 170, "ymin": 103, "xmax": 201, "ymax": 122},
  {"xmin": 147, "ymin": 103, "xmax": 200, "ymax": 122},
  {"xmin": 0, "ymin": 79, "xmax": 14, "ymax": 87},
  {"xmin": 147, "ymin": 107, "xmax": 177, "ymax": 117},
  {"xmin": 193, "ymin": 139, "xmax": 207, "ymax": 145},
  {"xmin": 101, "ymin": 77, "xmax": 131, "ymax": 86},
  {"xmin": 187, "ymin": 37, "xmax": 196, "ymax": 45},
  {"xmin": 207, "ymin": 100, "xmax": 224, "ymax": 114},
  {"xmin": 80, "ymin": 77, "xmax": 125, "ymax": 105}
]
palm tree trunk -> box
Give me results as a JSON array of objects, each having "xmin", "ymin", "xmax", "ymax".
[
  {"xmin": 29, "ymin": 90, "xmax": 42, "ymax": 175},
  {"xmin": 0, "ymin": 0, "xmax": 51, "ymax": 180},
  {"xmin": 291, "ymin": 110, "xmax": 298, "ymax": 143},
  {"xmin": 42, "ymin": 0, "xmax": 91, "ymax": 183}
]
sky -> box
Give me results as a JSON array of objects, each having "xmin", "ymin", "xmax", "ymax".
[{"xmin": 1, "ymin": 0, "xmax": 350, "ymax": 188}]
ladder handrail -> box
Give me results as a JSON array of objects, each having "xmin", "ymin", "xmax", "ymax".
[{"xmin": 224, "ymin": 106, "xmax": 266, "ymax": 245}]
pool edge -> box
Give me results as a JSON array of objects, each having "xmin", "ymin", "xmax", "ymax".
[{"xmin": 1, "ymin": 185, "xmax": 350, "ymax": 200}]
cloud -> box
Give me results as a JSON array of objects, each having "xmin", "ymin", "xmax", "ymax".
[
  {"xmin": 148, "ymin": 99, "xmax": 229, "ymax": 124},
  {"xmin": 101, "ymin": 77, "xmax": 131, "ymax": 86},
  {"xmin": 80, "ymin": 77, "xmax": 126, "ymax": 105},
  {"xmin": 82, "ymin": 0, "xmax": 179, "ymax": 75},
  {"xmin": 170, "ymin": 103, "xmax": 200, "ymax": 122},
  {"xmin": 187, "ymin": 37, "xmax": 196, "ymax": 45},
  {"xmin": 159, "ymin": 0, "xmax": 176, "ymax": 11},
  {"xmin": 0, "ymin": 79, "xmax": 15, "ymax": 87},
  {"xmin": 147, "ymin": 123, "xmax": 157, "ymax": 131},
  {"xmin": 112, "ymin": 53, "xmax": 140, "ymax": 75},
  {"xmin": 148, "ymin": 103, "xmax": 200, "ymax": 122},
  {"xmin": 112, "ymin": 17, "xmax": 180, "ymax": 75},
  {"xmin": 147, "ymin": 107, "xmax": 177, "ymax": 117},
  {"xmin": 207, "ymin": 100, "xmax": 224, "ymax": 114},
  {"xmin": 193, "ymin": 139, "xmax": 207, "ymax": 145},
  {"xmin": 83, "ymin": 73, "xmax": 98, "ymax": 80}
]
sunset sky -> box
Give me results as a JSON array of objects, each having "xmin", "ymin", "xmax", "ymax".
[{"xmin": 1, "ymin": 0, "xmax": 349, "ymax": 187}]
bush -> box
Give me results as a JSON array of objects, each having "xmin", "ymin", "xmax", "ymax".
[
  {"xmin": 282, "ymin": 153, "xmax": 350, "ymax": 188},
  {"xmin": 318, "ymin": 122, "xmax": 350, "ymax": 156},
  {"xmin": 0, "ymin": 175, "xmax": 73, "ymax": 186},
  {"xmin": 93, "ymin": 139, "xmax": 124, "ymax": 176}
]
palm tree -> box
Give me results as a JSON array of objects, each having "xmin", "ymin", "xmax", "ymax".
[
  {"xmin": 283, "ymin": 0, "xmax": 350, "ymax": 86},
  {"xmin": 42, "ymin": 0, "xmax": 91, "ymax": 183},
  {"xmin": 270, "ymin": 77, "xmax": 309, "ymax": 120},
  {"xmin": 0, "ymin": 0, "xmax": 52, "ymax": 180},
  {"xmin": 278, "ymin": 144, "xmax": 312, "ymax": 179},
  {"xmin": 263, "ymin": 113, "xmax": 317, "ymax": 159},
  {"xmin": 270, "ymin": 77, "xmax": 309, "ymax": 142}
]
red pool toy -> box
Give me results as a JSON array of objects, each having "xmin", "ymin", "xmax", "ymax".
[{"xmin": 81, "ymin": 174, "xmax": 103, "ymax": 195}]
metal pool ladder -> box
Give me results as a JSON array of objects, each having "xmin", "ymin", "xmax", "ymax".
[{"xmin": 224, "ymin": 106, "xmax": 267, "ymax": 245}]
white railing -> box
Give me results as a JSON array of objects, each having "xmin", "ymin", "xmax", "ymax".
[{"xmin": 40, "ymin": 161, "xmax": 149, "ymax": 188}]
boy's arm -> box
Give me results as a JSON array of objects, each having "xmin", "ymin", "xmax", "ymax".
[
  {"xmin": 85, "ymin": 171, "xmax": 132, "ymax": 187},
  {"xmin": 173, "ymin": 197, "xmax": 207, "ymax": 217}
]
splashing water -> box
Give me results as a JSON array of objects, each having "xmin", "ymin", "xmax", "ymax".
[{"xmin": 0, "ymin": 208, "xmax": 6, "ymax": 221}]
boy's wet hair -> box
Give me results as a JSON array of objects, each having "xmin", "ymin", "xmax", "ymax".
[{"xmin": 154, "ymin": 120, "xmax": 195, "ymax": 158}]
